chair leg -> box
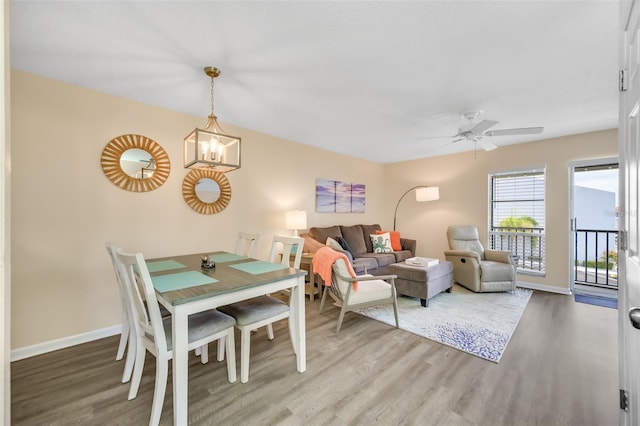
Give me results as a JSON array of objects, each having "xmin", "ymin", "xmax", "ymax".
[
  {"xmin": 392, "ymin": 300, "xmax": 399, "ymax": 329},
  {"xmin": 121, "ymin": 327, "xmax": 136, "ymax": 383},
  {"xmin": 200, "ymin": 344, "xmax": 208, "ymax": 364},
  {"xmin": 195, "ymin": 346, "xmax": 201, "ymax": 356},
  {"xmin": 217, "ymin": 336, "xmax": 225, "ymax": 362},
  {"xmin": 116, "ymin": 315, "xmax": 129, "ymax": 361},
  {"xmin": 240, "ymin": 328, "xmax": 251, "ymax": 383},
  {"xmin": 128, "ymin": 343, "xmax": 146, "ymax": 400},
  {"xmin": 225, "ymin": 331, "xmax": 237, "ymax": 383},
  {"xmin": 149, "ymin": 355, "xmax": 168, "ymax": 426},
  {"xmin": 266, "ymin": 324, "xmax": 275, "ymax": 340},
  {"xmin": 336, "ymin": 306, "xmax": 347, "ymax": 335},
  {"xmin": 319, "ymin": 287, "xmax": 328, "ymax": 313}
]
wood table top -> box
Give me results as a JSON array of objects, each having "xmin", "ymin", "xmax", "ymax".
[{"xmin": 148, "ymin": 251, "xmax": 307, "ymax": 306}]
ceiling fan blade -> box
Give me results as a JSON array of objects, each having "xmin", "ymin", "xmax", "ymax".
[
  {"xmin": 469, "ymin": 120, "xmax": 498, "ymax": 134},
  {"xmin": 484, "ymin": 126, "xmax": 543, "ymax": 137},
  {"xmin": 479, "ymin": 140, "xmax": 498, "ymax": 151},
  {"xmin": 452, "ymin": 137, "xmax": 465, "ymax": 143},
  {"xmin": 416, "ymin": 134, "xmax": 457, "ymax": 140}
]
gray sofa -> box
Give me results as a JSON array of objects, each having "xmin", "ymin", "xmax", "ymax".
[{"xmin": 306, "ymin": 224, "xmax": 416, "ymax": 275}]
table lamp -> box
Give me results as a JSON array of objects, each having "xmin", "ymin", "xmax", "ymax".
[{"xmin": 285, "ymin": 210, "xmax": 307, "ymax": 236}]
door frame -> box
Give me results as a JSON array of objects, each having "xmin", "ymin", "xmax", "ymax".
[
  {"xmin": 1, "ymin": 1, "xmax": 10, "ymax": 423},
  {"xmin": 568, "ymin": 157, "xmax": 619, "ymax": 298}
]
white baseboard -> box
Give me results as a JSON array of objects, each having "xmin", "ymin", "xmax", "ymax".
[
  {"xmin": 11, "ymin": 324, "xmax": 122, "ymax": 362},
  {"xmin": 517, "ymin": 280, "xmax": 572, "ymax": 295}
]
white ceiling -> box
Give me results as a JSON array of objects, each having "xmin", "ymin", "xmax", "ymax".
[{"xmin": 10, "ymin": 0, "xmax": 620, "ymax": 163}]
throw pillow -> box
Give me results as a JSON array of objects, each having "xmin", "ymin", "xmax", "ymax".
[
  {"xmin": 325, "ymin": 237, "xmax": 354, "ymax": 263},
  {"xmin": 326, "ymin": 237, "xmax": 343, "ymax": 252},
  {"xmin": 376, "ymin": 230, "xmax": 401, "ymax": 251},
  {"xmin": 301, "ymin": 233, "xmax": 325, "ymax": 254},
  {"xmin": 334, "ymin": 236, "xmax": 355, "ymax": 257},
  {"xmin": 370, "ymin": 233, "xmax": 393, "ymax": 253}
]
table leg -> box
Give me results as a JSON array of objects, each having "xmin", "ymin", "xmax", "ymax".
[
  {"xmin": 172, "ymin": 308, "xmax": 189, "ymax": 425},
  {"xmin": 294, "ymin": 275, "xmax": 306, "ymax": 373}
]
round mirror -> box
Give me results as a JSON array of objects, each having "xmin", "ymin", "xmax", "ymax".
[
  {"xmin": 101, "ymin": 134, "xmax": 170, "ymax": 192},
  {"xmin": 182, "ymin": 169, "xmax": 231, "ymax": 214},
  {"xmin": 195, "ymin": 178, "xmax": 221, "ymax": 203},
  {"xmin": 120, "ymin": 148, "xmax": 156, "ymax": 179}
]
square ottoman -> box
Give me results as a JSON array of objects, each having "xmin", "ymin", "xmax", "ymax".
[{"xmin": 388, "ymin": 260, "xmax": 453, "ymax": 307}]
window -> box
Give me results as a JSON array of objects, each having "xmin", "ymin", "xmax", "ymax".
[{"xmin": 489, "ymin": 167, "xmax": 546, "ymax": 274}]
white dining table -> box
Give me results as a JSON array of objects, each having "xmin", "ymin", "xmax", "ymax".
[{"xmin": 147, "ymin": 251, "xmax": 307, "ymax": 425}]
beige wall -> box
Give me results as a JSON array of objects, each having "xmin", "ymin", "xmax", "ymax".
[
  {"xmin": 10, "ymin": 70, "xmax": 618, "ymax": 351},
  {"xmin": 10, "ymin": 71, "xmax": 386, "ymax": 349},
  {"xmin": 385, "ymin": 129, "xmax": 618, "ymax": 291}
]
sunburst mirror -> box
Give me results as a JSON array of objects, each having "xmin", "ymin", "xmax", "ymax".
[
  {"xmin": 182, "ymin": 169, "xmax": 231, "ymax": 214},
  {"xmin": 101, "ymin": 134, "xmax": 171, "ymax": 192}
]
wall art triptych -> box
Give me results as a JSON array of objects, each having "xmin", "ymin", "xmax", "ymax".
[{"xmin": 315, "ymin": 178, "xmax": 366, "ymax": 213}]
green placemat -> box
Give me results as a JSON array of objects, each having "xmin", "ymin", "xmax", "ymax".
[
  {"xmin": 208, "ymin": 253, "xmax": 248, "ymax": 263},
  {"xmin": 152, "ymin": 271, "xmax": 218, "ymax": 293},
  {"xmin": 230, "ymin": 261, "xmax": 289, "ymax": 275},
  {"xmin": 146, "ymin": 260, "xmax": 186, "ymax": 273}
]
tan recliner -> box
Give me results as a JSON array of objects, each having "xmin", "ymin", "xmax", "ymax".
[{"xmin": 444, "ymin": 225, "xmax": 516, "ymax": 293}]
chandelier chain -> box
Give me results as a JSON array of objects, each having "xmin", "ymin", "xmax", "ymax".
[{"xmin": 209, "ymin": 75, "xmax": 215, "ymax": 116}]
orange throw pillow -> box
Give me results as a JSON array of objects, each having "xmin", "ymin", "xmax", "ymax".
[{"xmin": 376, "ymin": 230, "xmax": 401, "ymax": 251}]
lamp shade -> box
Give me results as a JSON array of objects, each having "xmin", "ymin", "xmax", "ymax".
[
  {"xmin": 285, "ymin": 210, "xmax": 307, "ymax": 236},
  {"xmin": 415, "ymin": 186, "xmax": 440, "ymax": 202},
  {"xmin": 393, "ymin": 185, "xmax": 440, "ymax": 230}
]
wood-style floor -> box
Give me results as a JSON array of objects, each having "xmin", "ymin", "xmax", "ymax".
[{"xmin": 11, "ymin": 290, "xmax": 619, "ymax": 425}]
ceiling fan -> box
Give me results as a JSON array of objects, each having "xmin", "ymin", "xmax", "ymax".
[{"xmin": 424, "ymin": 111, "xmax": 544, "ymax": 151}]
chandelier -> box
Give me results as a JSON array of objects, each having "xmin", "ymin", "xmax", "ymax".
[{"xmin": 184, "ymin": 66, "xmax": 241, "ymax": 172}]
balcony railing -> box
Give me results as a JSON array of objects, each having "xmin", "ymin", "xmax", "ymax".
[
  {"xmin": 490, "ymin": 227, "xmax": 545, "ymax": 273},
  {"xmin": 574, "ymin": 228, "xmax": 618, "ymax": 289}
]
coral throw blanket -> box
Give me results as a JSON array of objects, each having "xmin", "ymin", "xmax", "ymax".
[{"xmin": 312, "ymin": 247, "xmax": 357, "ymax": 289}]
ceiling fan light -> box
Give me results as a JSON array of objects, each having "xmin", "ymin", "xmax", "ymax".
[
  {"xmin": 480, "ymin": 141, "xmax": 498, "ymax": 151},
  {"xmin": 462, "ymin": 110, "xmax": 483, "ymax": 121}
]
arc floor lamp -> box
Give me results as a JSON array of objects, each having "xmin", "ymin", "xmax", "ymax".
[{"xmin": 393, "ymin": 185, "xmax": 440, "ymax": 230}]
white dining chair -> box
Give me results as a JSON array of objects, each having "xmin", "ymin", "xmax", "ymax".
[
  {"xmin": 106, "ymin": 243, "xmax": 190, "ymax": 383},
  {"xmin": 214, "ymin": 231, "xmax": 262, "ymax": 362},
  {"xmin": 114, "ymin": 249, "xmax": 237, "ymax": 426},
  {"xmin": 105, "ymin": 243, "xmax": 136, "ymax": 384},
  {"xmin": 217, "ymin": 231, "xmax": 262, "ymax": 361},
  {"xmin": 235, "ymin": 232, "xmax": 260, "ymax": 258},
  {"xmin": 218, "ymin": 235, "xmax": 304, "ymax": 383}
]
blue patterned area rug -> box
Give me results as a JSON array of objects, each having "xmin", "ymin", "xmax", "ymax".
[{"xmin": 353, "ymin": 285, "xmax": 533, "ymax": 363}]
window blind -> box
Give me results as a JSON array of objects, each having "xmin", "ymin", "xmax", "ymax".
[{"xmin": 489, "ymin": 168, "xmax": 546, "ymax": 273}]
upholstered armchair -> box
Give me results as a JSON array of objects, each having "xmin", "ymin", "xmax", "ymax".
[
  {"xmin": 315, "ymin": 248, "xmax": 399, "ymax": 335},
  {"xmin": 444, "ymin": 225, "xmax": 516, "ymax": 293}
]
